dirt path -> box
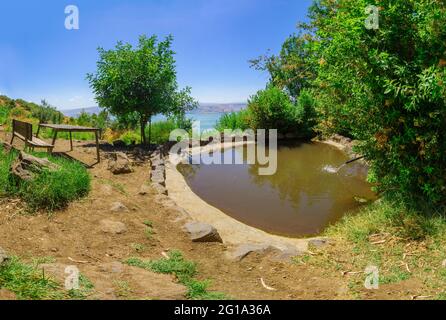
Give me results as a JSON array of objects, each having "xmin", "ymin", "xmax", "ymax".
[{"xmin": 0, "ymin": 133, "xmax": 354, "ymax": 300}]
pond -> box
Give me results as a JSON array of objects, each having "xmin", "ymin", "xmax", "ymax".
[{"xmin": 177, "ymin": 142, "xmax": 376, "ymax": 238}]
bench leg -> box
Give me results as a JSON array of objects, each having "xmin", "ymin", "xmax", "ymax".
[
  {"xmin": 51, "ymin": 130, "xmax": 58, "ymax": 148},
  {"xmin": 10, "ymin": 134, "xmax": 14, "ymax": 145},
  {"xmin": 95, "ymin": 131, "xmax": 100, "ymax": 163},
  {"xmin": 69, "ymin": 131, "xmax": 73, "ymax": 151}
]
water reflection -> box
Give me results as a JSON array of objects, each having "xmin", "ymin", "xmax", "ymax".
[{"xmin": 177, "ymin": 142, "xmax": 375, "ymax": 237}]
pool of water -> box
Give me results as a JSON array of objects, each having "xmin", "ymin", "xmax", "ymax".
[{"xmin": 177, "ymin": 142, "xmax": 376, "ymax": 238}]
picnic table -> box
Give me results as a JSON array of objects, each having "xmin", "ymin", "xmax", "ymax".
[{"xmin": 36, "ymin": 124, "xmax": 102, "ymax": 163}]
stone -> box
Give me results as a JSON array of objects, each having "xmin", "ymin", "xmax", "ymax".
[
  {"xmin": 0, "ymin": 247, "xmax": 9, "ymax": 266},
  {"xmin": 107, "ymin": 152, "xmax": 133, "ymax": 175},
  {"xmin": 39, "ymin": 263, "xmax": 68, "ymax": 283},
  {"xmin": 100, "ymin": 184, "xmax": 113, "ymax": 196},
  {"xmin": 98, "ymin": 261, "xmax": 125, "ymax": 274},
  {"xmin": 100, "ymin": 219, "xmax": 127, "ymax": 234},
  {"xmin": 138, "ymin": 184, "xmax": 151, "ymax": 196},
  {"xmin": 308, "ymin": 238, "xmax": 329, "ymax": 248},
  {"xmin": 151, "ymin": 171, "xmax": 165, "ymax": 184},
  {"xmin": 151, "ymin": 182, "xmax": 168, "ymax": 196},
  {"xmin": 354, "ymin": 197, "xmax": 369, "ymax": 204},
  {"xmin": 270, "ymin": 245, "xmax": 305, "ymax": 262},
  {"xmin": 227, "ymin": 244, "xmax": 272, "ymax": 261},
  {"xmin": 110, "ymin": 202, "xmax": 129, "ymax": 213},
  {"xmin": 183, "ymin": 222, "xmax": 223, "ymax": 243},
  {"xmin": 150, "ymin": 158, "xmax": 164, "ymax": 169},
  {"xmin": 11, "ymin": 151, "xmax": 60, "ymax": 181}
]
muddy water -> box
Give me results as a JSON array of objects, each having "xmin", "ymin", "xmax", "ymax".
[{"xmin": 177, "ymin": 142, "xmax": 376, "ymax": 237}]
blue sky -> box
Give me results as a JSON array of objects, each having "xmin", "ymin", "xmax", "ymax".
[{"xmin": 0, "ymin": 0, "xmax": 312, "ymax": 110}]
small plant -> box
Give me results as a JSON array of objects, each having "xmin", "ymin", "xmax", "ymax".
[
  {"xmin": 124, "ymin": 250, "xmax": 227, "ymax": 300},
  {"xmin": 131, "ymin": 243, "xmax": 146, "ymax": 253},
  {"xmin": 145, "ymin": 227, "xmax": 154, "ymax": 240},
  {"xmin": 113, "ymin": 280, "xmax": 133, "ymax": 298},
  {"xmin": 143, "ymin": 220, "xmax": 153, "ymax": 228}
]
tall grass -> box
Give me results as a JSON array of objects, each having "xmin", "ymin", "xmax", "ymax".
[
  {"xmin": 215, "ymin": 110, "xmax": 250, "ymax": 132},
  {"xmin": 145, "ymin": 120, "xmax": 179, "ymax": 145},
  {"xmin": 0, "ymin": 144, "xmax": 91, "ymax": 211}
]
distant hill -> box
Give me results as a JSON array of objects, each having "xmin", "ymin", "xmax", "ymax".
[{"xmin": 61, "ymin": 103, "xmax": 247, "ymax": 117}]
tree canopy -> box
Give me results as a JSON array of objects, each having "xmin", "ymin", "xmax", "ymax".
[
  {"xmin": 254, "ymin": 0, "xmax": 446, "ymax": 209},
  {"xmin": 87, "ymin": 35, "xmax": 196, "ymax": 144}
]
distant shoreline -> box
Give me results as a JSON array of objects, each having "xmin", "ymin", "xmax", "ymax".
[{"xmin": 61, "ymin": 103, "xmax": 247, "ymax": 118}]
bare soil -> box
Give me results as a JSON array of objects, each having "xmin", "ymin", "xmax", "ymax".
[{"xmin": 0, "ymin": 132, "xmax": 420, "ymax": 300}]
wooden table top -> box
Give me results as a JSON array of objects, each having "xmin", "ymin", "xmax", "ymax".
[{"xmin": 38, "ymin": 124, "xmax": 101, "ymax": 132}]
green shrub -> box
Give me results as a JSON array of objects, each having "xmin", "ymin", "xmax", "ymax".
[
  {"xmin": 0, "ymin": 146, "xmax": 16, "ymax": 196},
  {"xmin": 119, "ymin": 131, "xmax": 141, "ymax": 145},
  {"xmin": 0, "ymin": 105, "xmax": 10, "ymax": 125},
  {"xmin": 308, "ymin": 0, "xmax": 446, "ymax": 209},
  {"xmin": 247, "ymin": 86, "xmax": 298, "ymax": 133},
  {"xmin": 215, "ymin": 110, "xmax": 251, "ymax": 132},
  {"xmin": 146, "ymin": 120, "xmax": 179, "ymax": 145},
  {"xmin": 0, "ymin": 145, "xmax": 91, "ymax": 211}
]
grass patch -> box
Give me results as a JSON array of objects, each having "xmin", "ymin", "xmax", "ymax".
[
  {"xmin": 0, "ymin": 257, "xmax": 65, "ymax": 300},
  {"xmin": 300, "ymin": 198, "xmax": 446, "ymax": 299},
  {"xmin": 0, "ymin": 144, "xmax": 91, "ymax": 211},
  {"xmin": 67, "ymin": 274, "xmax": 95, "ymax": 300},
  {"xmin": 130, "ymin": 243, "xmax": 146, "ymax": 253},
  {"xmin": 124, "ymin": 250, "xmax": 227, "ymax": 300}
]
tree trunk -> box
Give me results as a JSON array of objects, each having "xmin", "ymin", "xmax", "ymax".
[
  {"xmin": 140, "ymin": 117, "xmax": 147, "ymax": 145},
  {"xmin": 148, "ymin": 117, "xmax": 152, "ymax": 146}
]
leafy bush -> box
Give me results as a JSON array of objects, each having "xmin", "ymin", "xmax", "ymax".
[
  {"xmin": 215, "ymin": 110, "xmax": 251, "ymax": 131},
  {"xmin": 119, "ymin": 131, "xmax": 141, "ymax": 145},
  {"xmin": 307, "ymin": 0, "xmax": 446, "ymax": 208},
  {"xmin": 247, "ymin": 86, "xmax": 298, "ymax": 133},
  {"xmin": 146, "ymin": 120, "xmax": 179, "ymax": 145},
  {"xmin": 0, "ymin": 145, "xmax": 91, "ymax": 211}
]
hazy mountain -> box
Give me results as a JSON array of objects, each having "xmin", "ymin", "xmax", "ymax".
[{"xmin": 61, "ymin": 103, "xmax": 247, "ymax": 117}]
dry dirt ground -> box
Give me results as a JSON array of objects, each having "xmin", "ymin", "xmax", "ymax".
[{"xmin": 0, "ymin": 132, "xmax": 421, "ymax": 300}]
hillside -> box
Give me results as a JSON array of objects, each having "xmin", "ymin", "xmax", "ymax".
[{"xmin": 62, "ymin": 103, "xmax": 247, "ymax": 118}]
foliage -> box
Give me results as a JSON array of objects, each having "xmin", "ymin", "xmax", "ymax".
[
  {"xmin": 250, "ymin": 33, "xmax": 318, "ymax": 99},
  {"xmin": 87, "ymin": 34, "xmax": 197, "ymax": 144},
  {"xmin": 125, "ymin": 250, "xmax": 227, "ymax": 300},
  {"xmin": 294, "ymin": 198, "xmax": 446, "ymax": 299},
  {"xmin": 247, "ymin": 86, "xmax": 302, "ymax": 134},
  {"xmin": 304, "ymin": 0, "xmax": 446, "ymax": 208},
  {"xmin": 0, "ymin": 257, "xmax": 64, "ymax": 300},
  {"xmin": 0, "ymin": 97, "xmax": 63, "ymax": 130},
  {"xmin": 145, "ymin": 120, "xmax": 179, "ymax": 145},
  {"xmin": 215, "ymin": 110, "xmax": 251, "ymax": 132},
  {"xmin": 0, "ymin": 145, "xmax": 91, "ymax": 211}
]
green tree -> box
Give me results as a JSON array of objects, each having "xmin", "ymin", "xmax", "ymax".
[
  {"xmin": 87, "ymin": 35, "xmax": 196, "ymax": 145},
  {"xmin": 247, "ymin": 86, "xmax": 300, "ymax": 133},
  {"xmin": 308, "ymin": 0, "xmax": 446, "ymax": 207}
]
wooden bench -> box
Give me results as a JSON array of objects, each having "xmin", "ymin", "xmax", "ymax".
[{"xmin": 10, "ymin": 119, "xmax": 54, "ymax": 153}]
